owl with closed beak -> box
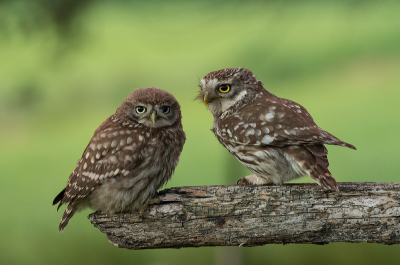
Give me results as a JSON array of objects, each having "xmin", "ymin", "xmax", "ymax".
[
  {"xmin": 197, "ymin": 67, "xmax": 355, "ymax": 191},
  {"xmin": 53, "ymin": 87, "xmax": 186, "ymax": 231}
]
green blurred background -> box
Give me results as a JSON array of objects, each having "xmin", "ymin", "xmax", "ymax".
[{"xmin": 1, "ymin": 0, "xmax": 400, "ymax": 264}]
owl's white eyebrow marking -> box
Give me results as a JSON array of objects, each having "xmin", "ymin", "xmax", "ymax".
[
  {"xmin": 200, "ymin": 78, "xmax": 206, "ymax": 88},
  {"xmin": 207, "ymin": 78, "xmax": 219, "ymax": 88}
]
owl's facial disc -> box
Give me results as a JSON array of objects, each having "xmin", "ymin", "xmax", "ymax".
[
  {"xmin": 199, "ymin": 77, "xmax": 248, "ymax": 117},
  {"xmin": 132, "ymin": 103, "xmax": 176, "ymax": 128}
]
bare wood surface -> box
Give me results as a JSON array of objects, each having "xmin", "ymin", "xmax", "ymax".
[{"xmin": 88, "ymin": 182, "xmax": 400, "ymax": 249}]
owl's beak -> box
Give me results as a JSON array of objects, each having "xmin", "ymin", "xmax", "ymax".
[
  {"xmin": 150, "ymin": 112, "xmax": 157, "ymax": 124},
  {"xmin": 203, "ymin": 92, "xmax": 209, "ymax": 106}
]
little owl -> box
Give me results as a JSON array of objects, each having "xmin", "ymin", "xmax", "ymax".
[
  {"xmin": 197, "ymin": 68, "xmax": 355, "ymax": 191},
  {"xmin": 53, "ymin": 87, "xmax": 186, "ymax": 231}
]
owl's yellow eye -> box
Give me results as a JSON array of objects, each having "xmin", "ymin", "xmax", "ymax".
[
  {"xmin": 218, "ymin": 84, "xmax": 230, "ymax": 93},
  {"xmin": 135, "ymin": 106, "xmax": 146, "ymax": 114}
]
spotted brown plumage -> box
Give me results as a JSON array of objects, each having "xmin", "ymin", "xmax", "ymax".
[
  {"xmin": 197, "ymin": 67, "xmax": 355, "ymax": 191},
  {"xmin": 53, "ymin": 87, "xmax": 186, "ymax": 232}
]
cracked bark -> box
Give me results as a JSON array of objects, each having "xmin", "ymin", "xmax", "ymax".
[{"xmin": 88, "ymin": 182, "xmax": 400, "ymax": 249}]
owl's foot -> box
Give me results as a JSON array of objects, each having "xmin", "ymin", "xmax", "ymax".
[{"xmin": 236, "ymin": 174, "xmax": 273, "ymax": 186}]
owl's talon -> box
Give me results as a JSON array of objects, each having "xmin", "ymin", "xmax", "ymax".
[{"xmin": 236, "ymin": 177, "xmax": 249, "ymax": 185}]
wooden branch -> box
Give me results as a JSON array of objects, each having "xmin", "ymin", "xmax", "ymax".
[{"xmin": 88, "ymin": 182, "xmax": 400, "ymax": 249}]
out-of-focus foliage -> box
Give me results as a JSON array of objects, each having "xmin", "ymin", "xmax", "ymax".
[{"xmin": 0, "ymin": 1, "xmax": 399, "ymax": 265}]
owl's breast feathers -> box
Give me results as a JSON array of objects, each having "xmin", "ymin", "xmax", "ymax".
[{"xmin": 214, "ymin": 92, "xmax": 356, "ymax": 150}]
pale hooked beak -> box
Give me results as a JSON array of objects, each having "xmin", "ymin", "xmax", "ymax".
[
  {"xmin": 203, "ymin": 92, "xmax": 209, "ymax": 106},
  {"xmin": 150, "ymin": 111, "xmax": 157, "ymax": 124}
]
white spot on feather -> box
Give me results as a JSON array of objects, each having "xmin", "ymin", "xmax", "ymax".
[
  {"xmin": 265, "ymin": 113, "xmax": 274, "ymax": 121},
  {"xmin": 111, "ymin": 140, "xmax": 117, "ymax": 147},
  {"xmin": 261, "ymin": 135, "xmax": 275, "ymax": 144},
  {"xmin": 245, "ymin": 129, "xmax": 255, "ymax": 136}
]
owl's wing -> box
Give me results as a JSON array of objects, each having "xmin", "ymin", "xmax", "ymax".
[
  {"xmin": 215, "ymin": 96, "xmax": 356, "ymax": 149},
  {"xmin": 53, "ymin": 117, "xmax": 150, "ymax": 231}
]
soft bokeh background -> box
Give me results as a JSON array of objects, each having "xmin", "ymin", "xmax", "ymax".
[{"xmin": 1, "ymin": 0, "xmax": 400, "ymax": 264}]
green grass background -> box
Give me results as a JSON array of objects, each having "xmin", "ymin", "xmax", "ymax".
[{"xmin": 1, "ymin": 1, "xmax": 400, "ymax": 264}]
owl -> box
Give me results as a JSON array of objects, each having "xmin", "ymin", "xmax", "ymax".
[
  {"xmin": 53, "ymin": 87, "xmax": 186, "ymax": 232},
  {"xmin": 197, "ymin": 68, "xmax": 355, "ymax": 191}
]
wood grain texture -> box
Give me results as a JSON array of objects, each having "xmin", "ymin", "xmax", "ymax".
[{"xmin": 88, "ymin": 182, "xmax": 400, "ymax": 249}]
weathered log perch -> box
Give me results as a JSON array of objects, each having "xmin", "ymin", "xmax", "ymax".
[{"xmin": 88, "ymin": 182, "xmax": 400, "ymax": 249}]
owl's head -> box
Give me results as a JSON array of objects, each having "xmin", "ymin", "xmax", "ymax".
[
  {"xmin": 117, "ymin": 87, "xmax": 181, "ymax": 128},
  {"xmin": 197, "ymin": 67, "xmax": 262, "ymax": 117}
]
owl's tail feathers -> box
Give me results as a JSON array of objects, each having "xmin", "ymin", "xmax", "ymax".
[
  {"xmin": 338, "ymin": 141, "xmax": 356, "ymax": 150},
  {"xmin": 59, "ymin": 203, "xmax": 76, "ymax": 232},
  {"xmin": 53, "ymin": 188, "xmax": 66, "ymax": 211},
  {"xmin": 310, "ymin": 165, "xmax": 339, "ymax": 192}
]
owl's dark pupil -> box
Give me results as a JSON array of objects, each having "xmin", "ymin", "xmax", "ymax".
[
  {"xmin": 136, "ymin": 106, "xmax": 145, "ymax": 113},
  {"xmin": 161, "ymin": 106, "xmax": 170, "ymax": 113},
  {"xmin": 220, "ymin": 85, "xmax": 228, "ymax": 91}
]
